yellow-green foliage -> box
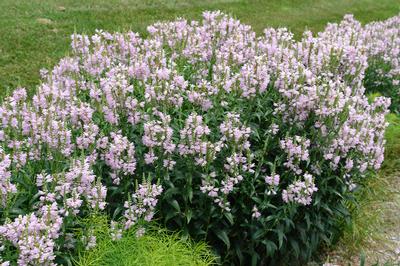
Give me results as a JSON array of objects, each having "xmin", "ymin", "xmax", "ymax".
[{"xmin": 74, "ymin": 217, "xmax": 217, "ymax": 266}]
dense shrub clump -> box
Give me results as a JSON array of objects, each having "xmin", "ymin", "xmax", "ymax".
[
  {"xmin": 316, "ymin": 15, "xmax": 400, "ymax": 112},
  {"xmin": 0, "ymin": 11, "xmax": 398, "ymax": 265},
  {"xmin": 363, "ymin": 17, "xmax": 400, "ymax": 113}
]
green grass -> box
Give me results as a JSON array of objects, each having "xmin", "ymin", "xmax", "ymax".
[
  {"xmin": 0, "ymin": 0, "xmax": 399, "ymax": 96},
  {"xmin": 74, "ymin": 226, "xmax": 217, "ymax": 266},
  {"xmin": 384, "ymin": 114, "xmax": 400, "ymax": 166},
  {"xmin": 73, "ymin": 215, "xmax": 216, "ymax": 266}
]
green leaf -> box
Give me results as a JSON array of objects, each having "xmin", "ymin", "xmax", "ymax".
[
  {"xmin": 186, "ymin": 187, "xmax": 193, "ymax": 202},
  {"xmin": 252, "ymin": 229, "xmax": 265, "ymax": 240},
  {"xmin": 360, "ymin": 252, "xmax": 366, "ymax": 266},
  {"xmin": 215, "ymin": 229, "xmax": 230, "ymax": 249},
  {"xmin": 185, "ymin": 209, "xmax": 192, "ymax": 223},
  {"xmin": 275, "ymin": 227, "xmax": 286, "ymax": 248},
  {"xmin": 262, "ymin": 240, "xmax": 277, "ymax": 256},
  {"xmin": 224, "ymin": 212, "xmax": 234, "ymax": 225},
  {"xmin": 234, "ymin": 243, "xmax": 244, "ymax": 264},
  {"xmin": 305, "ymin": 213, "xmax": 311, "ymax": 230},
  {"xmin": 170, "ymin": 199, "xmax": 181, "ymax": 213},
  {"xmin": 165, "ymin": 210, "xmax": 178, "ymax": 223},
  {"xmin": 289, "ymin": 239, "xmax": 300, "ymax": 258},
  {"xmin": 163, "ymin": 187, "xmax": 180, "ymax": 198},
  {"xmin": 251, "ymin": 253, "xmax": 259, "ymax": 266},
  {"xmin": 9, "ymin": 207, "xmax": 25, "ymax": 215}
]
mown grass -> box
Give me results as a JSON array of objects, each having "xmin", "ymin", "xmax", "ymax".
[{"xmin": 1, "ymin": 0, "xmax": 399, "ymax": 96}]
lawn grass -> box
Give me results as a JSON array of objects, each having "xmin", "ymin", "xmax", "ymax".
[{"xmin": 0, "ymin": 0, "xmax": 399, "ymax": 95}]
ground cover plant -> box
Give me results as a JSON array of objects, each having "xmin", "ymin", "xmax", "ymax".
[
  {"xmin": 0, "ymin": 10, "xmax": 399, "ymax": 266},
  {"xmin": 73, "ymin": 217, "xmax": 216, "ymax": 266}
]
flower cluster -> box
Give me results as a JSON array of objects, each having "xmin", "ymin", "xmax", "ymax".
[
  {"xmin": 60, "ymin": 159, "xmax": 107, "ymax": 211},
  {"xmin": 143, "ymin": 111, "xmax": 176, "ymax": 168},
  {"xmin": 280, "ymin": 136, "xmax": 310, "ymax": 174},
  {"xmin": 99, "ymin": 132, "xmax": 136, "ymax": 184},
  {"xmin": 200, "ymin": 113, "xmax": 254, "ymax": 211},
  {"xmin": 0, "ymin": 207, "xmax": 62, "ymax": 266},
  {"xmin": 37, "ymin": 159, "xmax": 107, "ymax": 214},
  {"xmin": 123, "ymin": 181, "xmax": 163, "ymax": 230},
  {"xmin": 179, "ymin": 113, "xmax": 221, "ymax": 166},
  {"xmin": 264, "ymin": 174, "xmax": 280, "ymax": 195},
  {"xmin": 282, "ymin": 173, "xmax": 318, "ymax": 205},
  {"xmin": 0, "ymin": 151, "xmax": 15, "ymax": 208}
]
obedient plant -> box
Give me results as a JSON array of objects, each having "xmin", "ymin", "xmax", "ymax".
[
  {"xmin": 0, "ymin": 11, "xmax": 397, "ymax": 265},
  {"xmin": 316, "ymin": 14, "xmax": 400, "ymax": 112}
]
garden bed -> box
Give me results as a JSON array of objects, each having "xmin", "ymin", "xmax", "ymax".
[{"xmin": 0, "ymin": 10, "xmax": 399, "ymax": 266}]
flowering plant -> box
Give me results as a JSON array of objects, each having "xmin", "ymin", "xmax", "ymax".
[
  {"xmin": 0, "ymin": 11, "xmax": 397, "ymax": 265},
  {"xmin": 315, "ymin": 14, "xmax": 400, "ymax": 112}
]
